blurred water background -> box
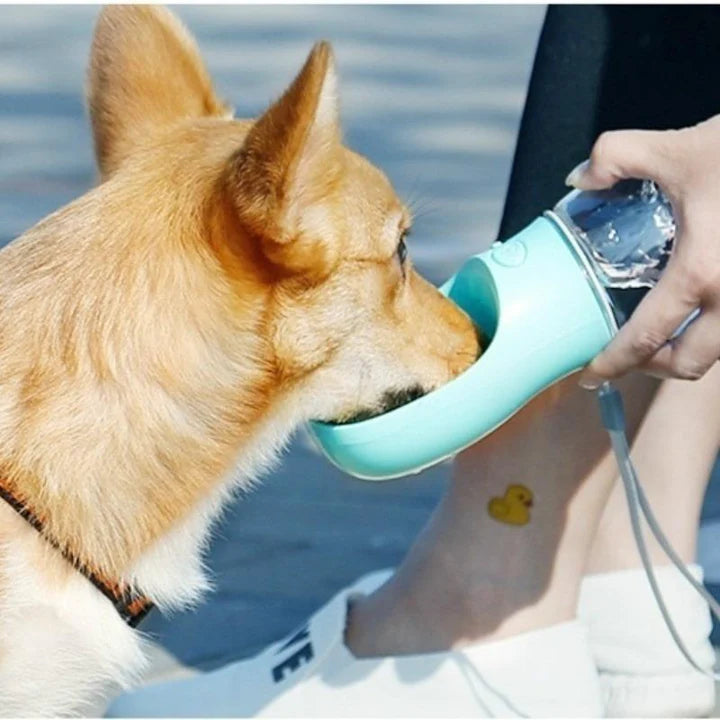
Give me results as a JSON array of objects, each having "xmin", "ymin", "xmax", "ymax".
[{"xmin": 3, "ymin": 4, "xmax": 720, "ymax": 675}]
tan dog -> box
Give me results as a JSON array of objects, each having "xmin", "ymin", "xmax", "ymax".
[{"xmin": 0, "ymin": 6, "xmax": 478, "ymax": 715}]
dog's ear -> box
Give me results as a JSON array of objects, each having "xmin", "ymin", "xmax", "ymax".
[
  {"xmin": 228, "ymin": 42, "xmax": 343, "ymax": 277},
  {"xmin": 87, "ymin": 5, "xmax": 229, "ymax": 178}
]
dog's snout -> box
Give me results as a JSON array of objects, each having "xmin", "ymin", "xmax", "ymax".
[{"xmin": 446, "ymin": 313, "xmax": 483, "ymax": 379}]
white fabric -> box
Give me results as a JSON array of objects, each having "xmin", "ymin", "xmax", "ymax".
[
  {"xmin": 577, "ymin": 563, "xmax": 716, "ymax": 717},
  {"xmin": 107, "ymin": 568, "xmax": 603, "ymax": 718}
]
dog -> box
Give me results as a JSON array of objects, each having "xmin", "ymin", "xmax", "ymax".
[{"xmin": 0, "ymin": 6, "xmax": 479, "ymax": 715}]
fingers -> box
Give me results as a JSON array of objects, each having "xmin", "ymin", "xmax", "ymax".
[
  {"xmin": 641, "ymin": 310, "xmax": 720, "ymax": 380},
  {"xmin": 569, "ymin": 122, "xmax": 720, "ymax": 386},
  {"xmin": 579, "ymin": 264, "xmax": 701, "ymax": 388},
  {"xmin": 565, "ymin": 129, "xmax": 683, "ymax": 191}
]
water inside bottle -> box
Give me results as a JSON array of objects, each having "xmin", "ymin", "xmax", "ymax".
[{"xmin": 554, "ymin": 179, "xmax": 675, "ymax": 290}]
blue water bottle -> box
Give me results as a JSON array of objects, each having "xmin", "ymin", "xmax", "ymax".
[{"xmin": 309, "ymin": 180, "xmax": 676, "ymax": 480}]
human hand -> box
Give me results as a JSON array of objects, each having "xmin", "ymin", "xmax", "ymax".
[{"xmin": 566, "ymin": 115, "xmax": 720, "ymax": 387}]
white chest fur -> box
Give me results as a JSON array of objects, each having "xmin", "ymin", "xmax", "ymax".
[{"xmin": 0, "ymin": 397, "xmax": 303, "ymax": 715}]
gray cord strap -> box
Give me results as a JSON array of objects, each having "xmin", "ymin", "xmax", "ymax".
[{"xmin": 598, "ymin": 382, "xmax": 720, "ymax": 680}]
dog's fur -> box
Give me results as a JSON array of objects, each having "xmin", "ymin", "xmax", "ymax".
[{"xmin": 0, "ymin": 6, "xmax": 478, "ymax": 715}]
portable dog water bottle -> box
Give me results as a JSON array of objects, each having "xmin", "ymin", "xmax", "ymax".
[{"xmin": 310, "ymin": 180, "xmax": 676, "ymax": 480}]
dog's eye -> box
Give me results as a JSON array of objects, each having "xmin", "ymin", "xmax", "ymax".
[{"xmin": 396, "ymin": 230, "xmax": 409, "ymax": 266}]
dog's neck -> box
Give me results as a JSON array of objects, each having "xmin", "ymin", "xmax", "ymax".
[{"xmin": 0, "ymin": 176, "xmax": 309, "ymax": 608}]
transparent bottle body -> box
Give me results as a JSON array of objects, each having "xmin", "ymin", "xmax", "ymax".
[{"xmin": 552, "ymin": 179, "xmax": 676, "ymax": 326}]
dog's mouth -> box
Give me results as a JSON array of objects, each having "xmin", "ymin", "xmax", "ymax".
[{"xmin": 331, "ymin": 384, "xmax": 427, "ymax": 425}]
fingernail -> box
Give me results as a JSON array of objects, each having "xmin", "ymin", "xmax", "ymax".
[
  {"xmin": 578, "ymin": 371, "xmax": 601, "ymax": 391},
  {"xmin": 565, "ymin": 159, "xmax": 590, "ymax": 187}
]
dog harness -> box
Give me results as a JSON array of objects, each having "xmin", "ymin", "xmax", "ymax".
[{"xmin": 0, "ymin": 482, "xmax": 153, "ymax": 627}]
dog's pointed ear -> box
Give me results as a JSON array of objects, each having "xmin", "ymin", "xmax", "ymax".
[
  {"xmin": 228, "ymin": 42, "xmax": 343, "ymax": 276},
  {"xmin": 87, "ymin": 5, "xmax": 229, "ymax": 178}
]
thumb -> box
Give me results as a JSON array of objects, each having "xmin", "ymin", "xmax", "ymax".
[{"xmin": 566, "ymin": 129, "xmax": 679, "ymax": 191}]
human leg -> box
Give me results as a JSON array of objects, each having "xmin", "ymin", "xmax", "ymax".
[{"xmin": 579, "ymin": 365, "xmax": 720, "ymax": 717}]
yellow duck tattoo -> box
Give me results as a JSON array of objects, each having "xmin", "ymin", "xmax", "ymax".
[{"xmin": 488, "ymin": 484, "xmax": 534, "ymax": 526}]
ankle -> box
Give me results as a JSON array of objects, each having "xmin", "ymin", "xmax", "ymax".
[
  {"xmin": 344, "ymin": 573, "xmax": 473, "ymax": 657},
  {"xmin": 343, "ymin": 559, "xmax": 573, "ymax": 658}
]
